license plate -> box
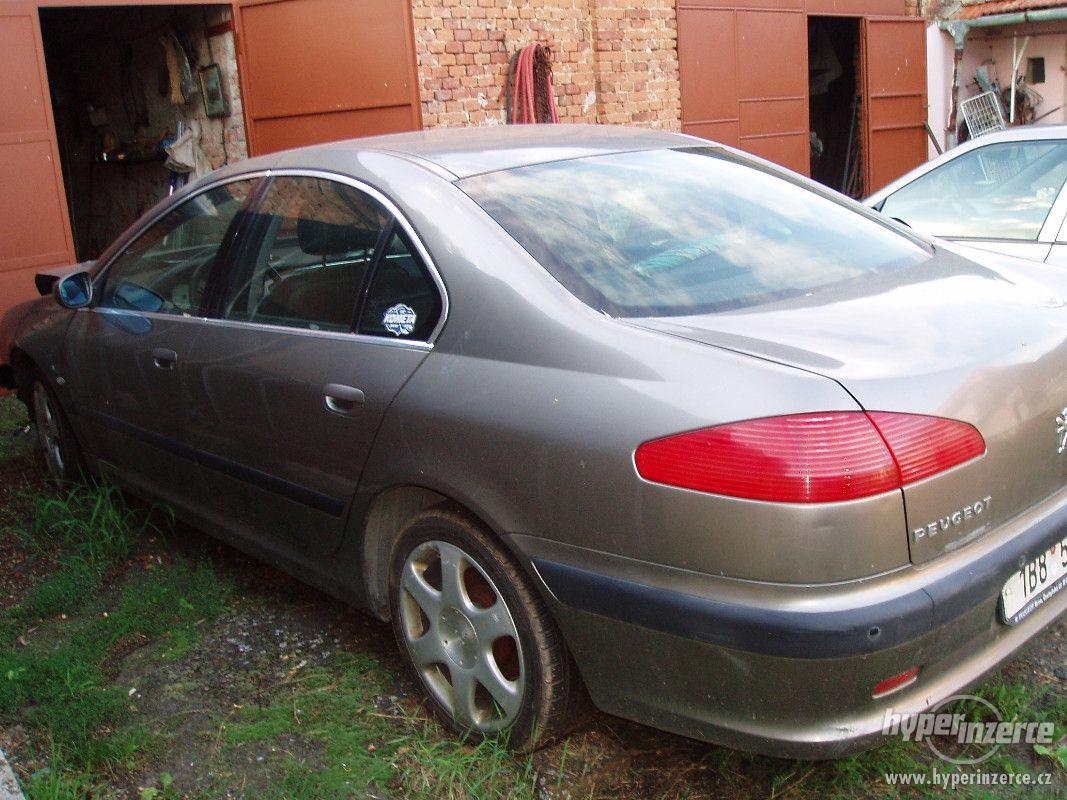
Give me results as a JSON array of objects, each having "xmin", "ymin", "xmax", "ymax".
[{"xmin": 1000, "ymin": 536, "xmax": 1067, "ymax": 625}]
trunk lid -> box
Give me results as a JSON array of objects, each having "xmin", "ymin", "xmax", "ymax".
[{"xmin": 629, "ymin": 244, "xmax": 1067, "ymax": 563}]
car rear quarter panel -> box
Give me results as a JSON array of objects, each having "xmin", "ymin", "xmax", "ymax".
[{"xmin": 349, "ymin": 157, "xmax": 911, "ymax": 586}]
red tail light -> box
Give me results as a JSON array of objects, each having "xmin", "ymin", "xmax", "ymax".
[
  {"xmin": 867, "ymin": 412, "xmax": 985, "ymax": 485},
  {"xmin": 634, "ymin": 411, "xmax": 984, "ymax": 503}
]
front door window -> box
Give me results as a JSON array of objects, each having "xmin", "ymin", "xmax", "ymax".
[{"xmin": 99, "ymin": 181, "xmax": 255, "ymax": 315}]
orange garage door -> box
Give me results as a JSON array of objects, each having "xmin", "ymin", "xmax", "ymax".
[
  {"xmin": 863, "ymin": 16, "xmax": 928, "ymax": 195},
  {"xmin": 0, "ymin": 1, "xmax": 75, "ymax": 319},
  {"xmin": 235, "ymin": 0, "xmax": 423, "ymax": 155}
]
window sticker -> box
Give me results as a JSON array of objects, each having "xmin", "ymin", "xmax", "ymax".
[{"xmin": 382, "ymin": 303, "xmax": 417, "ymax": 336}]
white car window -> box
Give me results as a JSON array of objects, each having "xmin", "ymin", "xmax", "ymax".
[{"xmin": 880, "ymin": 140, "xmax": 1067, "ymax": 241}]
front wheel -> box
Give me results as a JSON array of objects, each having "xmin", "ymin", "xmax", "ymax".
[
  {"xmin": 29, "ymin": 376, "xmax": 83, "ymax": 485},
  {"xmin": 388, "ymin": 505, "xmax": 585, "ymax": 750}
]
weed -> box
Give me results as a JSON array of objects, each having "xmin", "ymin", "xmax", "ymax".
[
  {"xmin": 5, "ymin": 481, "xmax": 171, "ymax": 627},
  {"xmin": 23, "ymin": 759, "xmax": 94, "ymax": 800},
  {"xmin": 138, "ymin": 771, "xmax": 179, "ymax": 800},
  {"xmin": 972, "ymin": 678, "xmax": 1040, "ymax": 722},
  {"xmin": 825, "ymin": 736, "xmax": 925, "ymax": 797},
  {"xmin": 0, "ymin": 394, "xmax": 30, "ymax": 465},
  {"xmin": 0, "ymin": 559, "xmax": 231, "ymax": 785},
  {"xmin": 223, "ymin": 651, "xmax": 539, "ymax": 800},
  {"xmin": 1034, "ymin": 743, "xmax": 1067, "ymax": 771}
]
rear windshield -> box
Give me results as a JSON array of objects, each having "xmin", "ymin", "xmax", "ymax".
[{"xmin": 461, "ymin": 147, "xmax": 930, "ymax": 316}]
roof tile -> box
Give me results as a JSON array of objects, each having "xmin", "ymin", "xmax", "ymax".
[{"xmin": 958, "ymin": 0, "xmax": 1067, "ymax": 20}]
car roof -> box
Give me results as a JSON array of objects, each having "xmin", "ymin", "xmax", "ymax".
[
  {"xmin": 955, "ymin": 123, "xmax": 1067, "ymax": 145},
  {"xmin": 973, "ymin": 125, "xmax": 1067, "ymax": 144},
  {"xmin": 272, "ymin": 124, "xmax": 707, "ymax": 180}
]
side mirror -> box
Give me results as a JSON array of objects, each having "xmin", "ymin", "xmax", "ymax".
[{"xmin": 54, "ymin": 271, "xmax": 93, "ymax": 309}]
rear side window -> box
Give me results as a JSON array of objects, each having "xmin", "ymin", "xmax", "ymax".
[
  {"xmin": 220, "ymin": 176, "xmax": 388, "ymax": 332},
  {"xmin": 461, "ymin": 148, "xmax": 929, "ymax": 317},
  {"xmin": 880, "ymin": 140, "xmax": 1067, "ymax": 241},
  {"xmin": 99, "ymin": 180, "xmax": 254, "ymax": 315},
  {"xmin": 358, "ymin": 229, "xmax": 442, "ymax": 340}
]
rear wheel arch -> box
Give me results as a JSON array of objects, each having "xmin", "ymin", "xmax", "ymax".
[
  {"xmin": 361, "ymin": 485, "xmax": 449, "ymax": 619},
  {"xmin": 360, "ymin": 485, "xmax": 530, "ymax": 622}
]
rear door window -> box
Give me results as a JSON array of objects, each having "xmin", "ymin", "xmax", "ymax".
[
  {"xmin": 358, "ymin": 228, "xmax": 442, "ymax": 341},
  {"xmin": 219, "ymin": 176, "xmax": 389, "ymax": 332}
]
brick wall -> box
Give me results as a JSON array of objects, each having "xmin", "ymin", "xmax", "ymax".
[
  {"xmin": 411, "ymin": 1, "xmax": 928, "ymax": 131},
  {"xmin": 198, "ymin": 7, "xmax": 249, "ymax": 172},
  {"xmin": 412, "ymin": 0, "xmax": 680, "ymax": 129},
  {"xmin": 591, "ymin": 1, "xmax": 680, "ymax": 128}
]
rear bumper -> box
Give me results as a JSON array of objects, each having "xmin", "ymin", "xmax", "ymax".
[{"xmin": 521, "ymin": 487, "xmax": 1067, "ymax": 758}]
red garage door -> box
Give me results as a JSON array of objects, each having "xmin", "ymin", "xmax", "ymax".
[
  {"xmin": 235, "ymin": 0, "xmax": 423, "ymax": 155},
  {"xmin": 678, "ymin": 2, "xmax": 927, "ymax": 188},
  {"xmin": 863, "ymin": 16, "xmax": 928, "ymax": 194},
  {"xmin": 678, "ymin": 4, "xmax": 810, "ymax": 176},
  {"xmin": 0, "ymin": 1, "xmax": 74, "ymax": 318}
]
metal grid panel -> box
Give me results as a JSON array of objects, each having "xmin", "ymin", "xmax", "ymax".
[{"xmin": 961, "ymin": 91, "xmax": 1007, "ymax": 138}]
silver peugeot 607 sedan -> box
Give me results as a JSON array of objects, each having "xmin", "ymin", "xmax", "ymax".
[{"xmin": 2, "ymin": 125, "xmax": 1066, "ymax": 757}]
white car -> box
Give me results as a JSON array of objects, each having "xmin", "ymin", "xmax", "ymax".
[{"xmin": 866, "ymin": 125, "xmax": 1067, "ymax": 264}]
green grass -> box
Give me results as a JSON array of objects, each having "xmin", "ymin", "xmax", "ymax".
[
  {"xmin": 0, "ymin": 558, "xmax": 231, "ymax": 776},
  {"xmin": 222, "ymin": 651, "xmax": 537, "ymax": 800},
  {"xmin": 0, "ymin": 393, "xmax": 29, "ymax": 464},
  {"xmin": 0, "ymin": 481, "xmax": 172, "ymax": 640},
  {"xmin": 0, "ymin": 473, "xmax": 232, "ymax": 796},
  {"xmin": 22, "ymin": 763, "xmax": 95, "ymax": 800}
]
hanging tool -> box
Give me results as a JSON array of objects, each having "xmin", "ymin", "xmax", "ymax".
[{"xmin": 505, "ymin": 43, "xmax": 559, "ymax": 124}]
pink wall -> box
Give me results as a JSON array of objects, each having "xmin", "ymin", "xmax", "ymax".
[
  {"xmin": 927, "ymin": 23, "xmax": 955, "ymax": 156},
  {"xmin": 960, "ymin": 22, "xmax": 1067, "ymax": 128}
]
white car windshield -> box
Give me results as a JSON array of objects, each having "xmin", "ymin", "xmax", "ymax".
[{"xmin": 879, "ymin": 139, "xmax": 1067, "ymax": 241}]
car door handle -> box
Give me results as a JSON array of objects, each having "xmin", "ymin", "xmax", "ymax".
[
  {"xmin": 152, "ymin": 348, "xmax": 178, "ymax": 370},
  {"xmin": 323, "ymin": 384, "xmax": 365, "ymax": 416}
]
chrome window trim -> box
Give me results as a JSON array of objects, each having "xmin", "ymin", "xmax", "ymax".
[
  {"xmin": 198, "ymin": 316, "xmax": 434, "ymax": 350},
  {"xmin": 91, "ymin": 167, "xmax": 450, "ymax": 346},
  {"xmin": 91, "ymin": 307, "xmax": 433, "ymax": 351}
]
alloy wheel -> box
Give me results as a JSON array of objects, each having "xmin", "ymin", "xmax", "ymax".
[
  {"xmin": 32, "ymin": 382, "xmax": 65, "ymax": 481},
  {"xmin": 397, "ymin": 539, "xmax": 524, "ymax": 733}
]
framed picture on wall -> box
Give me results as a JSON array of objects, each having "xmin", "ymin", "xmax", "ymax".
[{"xmin": 198, "ymin": 64, "xmax": 228, "ymax": 118}]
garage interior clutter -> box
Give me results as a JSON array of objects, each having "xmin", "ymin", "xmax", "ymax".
[{"xmin": 39, "ymin": 4, "xmax": 247, "ymax": 262}]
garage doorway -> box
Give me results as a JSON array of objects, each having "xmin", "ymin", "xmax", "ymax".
[
  {"xmin": 808, "ymin": 16, "xmax": 864, "ymax": 198},
  {"xmin": 38, "ymin": 4, "xmax": 246, "ymax": 262}
]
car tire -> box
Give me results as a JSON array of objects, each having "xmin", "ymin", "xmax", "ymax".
[
  {"xmin": 388, "ymin": 504, "xmax": 586, "ymax": 750},
  {"xmin": 28, "ymin": 374, "xmax": 84, "ymax": 485}
]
